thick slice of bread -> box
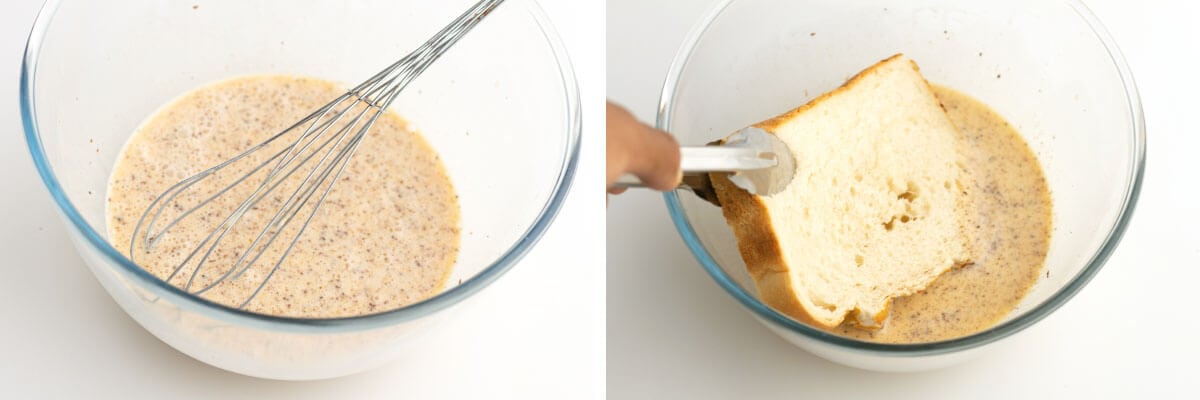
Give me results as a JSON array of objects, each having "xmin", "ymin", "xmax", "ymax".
[{"xmin": 711, "ymin": 54, "xmax": 972, "ymax": 329}]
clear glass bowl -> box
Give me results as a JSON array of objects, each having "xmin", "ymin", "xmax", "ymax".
[
  {"xmin": 660, "ymin": 0, "xmax": 1143, "ymax": 371},
  {"xmin": 21, "ymin": 0, "xmax": 579, "ymax": 380}
]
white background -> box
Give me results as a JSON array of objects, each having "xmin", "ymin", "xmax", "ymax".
[
  {"xmin": 0, "ymin": 0, "xmax": 604, "ymax": 399},
  {"xmin": 609, "ymin": 1, "xmax": 1200, "ymax": 399}
]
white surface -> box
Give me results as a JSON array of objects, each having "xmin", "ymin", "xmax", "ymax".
[
  {"xmin": 0, "ymin": 0, "xmax": 603, "ymax": 398},
  {"xmin": 609, "ymin": 0, "xmax": 1197, "ymax": 398}
]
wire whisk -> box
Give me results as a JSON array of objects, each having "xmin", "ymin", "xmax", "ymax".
[{"xmin": 129, "ymin": 0, "xmax": 505, "ymax": 309}]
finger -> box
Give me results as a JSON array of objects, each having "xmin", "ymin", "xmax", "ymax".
[
  {"xmin": 606, "ymin": 102, "xmax": 638, "ymax": 187},
  {"xmin": 623, "ymin": 125, "xmax": 682, "ymax": 191},
  {"xmin": 607, "ymin": 187, "xmax": 628, "ymax": 195}
]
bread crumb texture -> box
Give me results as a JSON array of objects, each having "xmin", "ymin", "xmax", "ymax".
[{"xmin": 714, "ymin": 54, "xmax": 1050, "ymax": 343}]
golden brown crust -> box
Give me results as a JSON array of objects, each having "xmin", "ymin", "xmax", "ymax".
[
  {"xmin": 711, "ymin": 53, "xmax": 971, "ymax": 329},
  {"xmin": 710, "ymin": 171, "xmax": 823, "ymax": 328}
]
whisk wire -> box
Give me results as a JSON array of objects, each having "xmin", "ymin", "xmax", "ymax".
[
  {"xmin": 130, "ymin": 0, "xmax": 506, "ymax": 309},
  {"xmin": 203, "ymin": 104, "xmax": 378, "ymax": 290},
  {"xmin": 238, "ymin": 117, "xmax": 380, "ymax": 309},
  {"xmin": 160, "ymin": 99, "xmax": 364, "ymax": 287},
  {"xmin": 144, "ymin": 95, "xmax": 355, "ymax": 252},
  {"xmin": 186, "ymin": 104, "xmax": 377, "ymax": 294}
]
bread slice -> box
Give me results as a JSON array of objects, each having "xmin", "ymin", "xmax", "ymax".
[{"xmin": 711, "ymin": 54, "xmax": 972, "ymax": 329}]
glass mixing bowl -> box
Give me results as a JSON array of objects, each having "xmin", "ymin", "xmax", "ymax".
[
  {"xmin": 661, "ymin": 0, "xmax": 1143, "ymax": 371},
  {"xmin": 21, "ymin": 0, "xmax": 578, "ymax": 380}
]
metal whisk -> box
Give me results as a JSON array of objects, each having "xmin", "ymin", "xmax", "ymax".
[{"xmin": 130, "ymin": 0, "xmax": 505, "ymax": 309}]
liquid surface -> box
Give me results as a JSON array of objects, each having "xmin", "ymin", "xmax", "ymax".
[
  {"xmin": 831, "ymin": 85, "xmax": 1052, "ymax": 343},
  {"xmin": 106, "ymin": 75, "xmax": 460, "ymax": 318}
]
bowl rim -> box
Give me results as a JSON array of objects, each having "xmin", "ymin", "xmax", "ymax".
[
  {"xmin": 19, "ymin": 0, "xmax": 581, "ymax": 333},
  {"xmin": 659, "ymin": 0, "xmax": 1145, "ymax": 356}
]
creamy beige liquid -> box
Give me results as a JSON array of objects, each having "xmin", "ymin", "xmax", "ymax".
[
  {"xmin": 831, "ymin": 86, "xmax": 1053, "ymax": 343},
  {"xmin": 106, "ymin": 75, "xmax": 460, "ymax": 318}
]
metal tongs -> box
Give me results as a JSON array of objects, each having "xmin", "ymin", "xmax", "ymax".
[{"xmin": 613, "ymin": 127, "xmax": 795, "ymax": 206}]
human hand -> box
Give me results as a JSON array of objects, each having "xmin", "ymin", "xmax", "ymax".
[{"xmin": 606, "ymin": 101, "xmax": 682, "ymax": 194}]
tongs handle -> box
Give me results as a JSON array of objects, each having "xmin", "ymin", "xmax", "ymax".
[{"xmin": 613, "ymin": 147, "xmax": 777, "ymax": 188}]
